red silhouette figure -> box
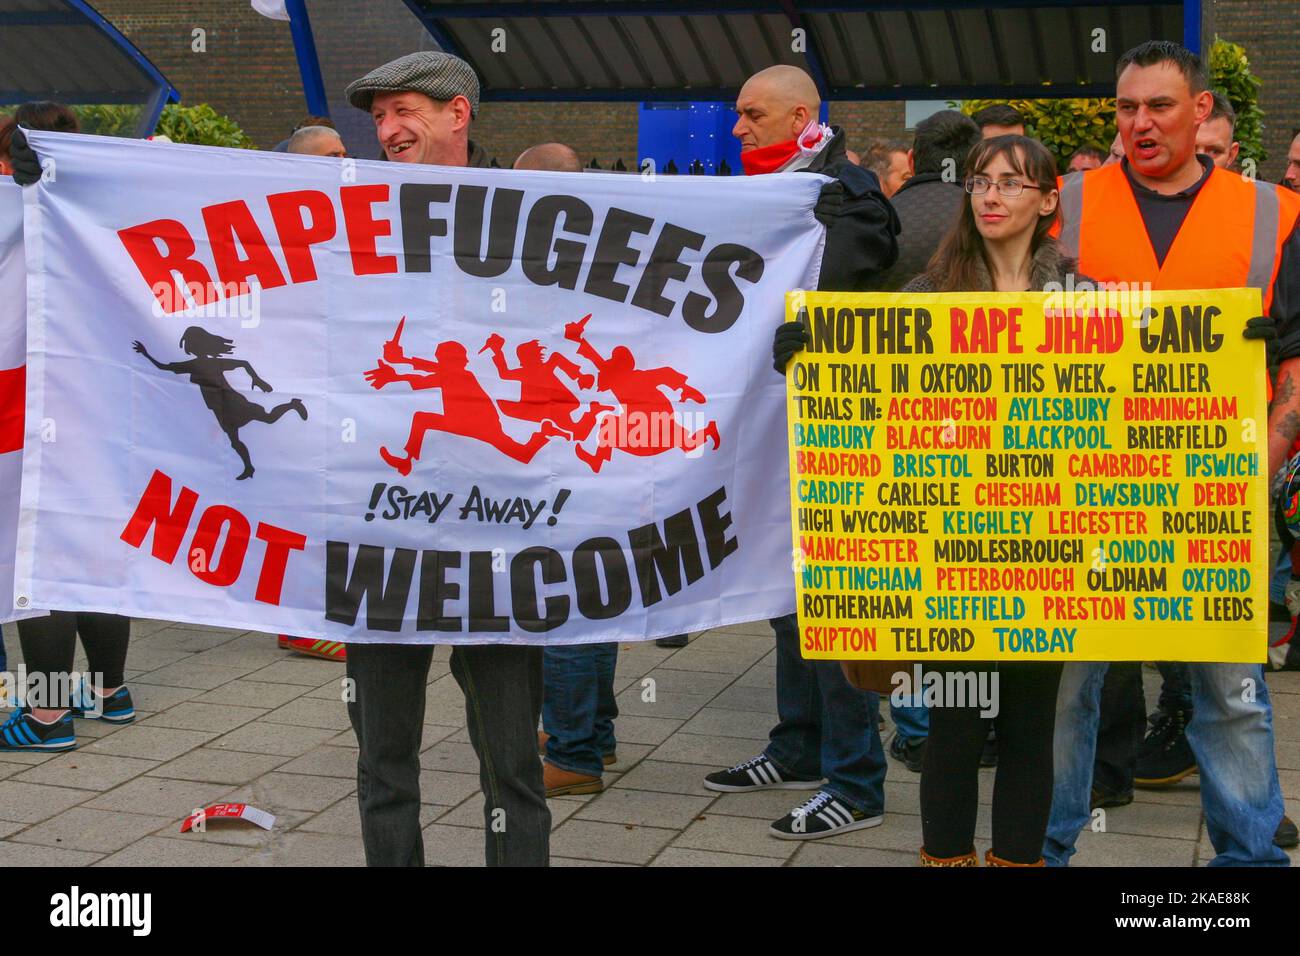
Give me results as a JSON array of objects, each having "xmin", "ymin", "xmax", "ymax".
[
  {"xmin": 563, "ymin": 314, "xmax": 719, "ymax": 474},
  {"xmin": 481, "ymin": 333, "xmax": 611, "ymax": 440},
  {"xmin": 365, "ymin": 319, "xmax": 563, "ymax": 474}
]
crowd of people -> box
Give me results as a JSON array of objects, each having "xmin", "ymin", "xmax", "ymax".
[{"xmin": 1, "ymin": 36, "xmax": 1299, "ymax": 867}]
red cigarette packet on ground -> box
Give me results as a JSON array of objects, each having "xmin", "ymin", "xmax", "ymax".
[{"xmin": 180, "ymin": 803, "xmax": 276, "ymax": 833}]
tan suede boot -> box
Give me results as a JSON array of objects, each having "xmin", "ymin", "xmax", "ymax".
[
  {"xmin": 984, "ymin": 849, "xmax": 1045, "ymax": 866},
  {"xmin": 919, "ymin": 847, "xmax": 978, "ymax": 866},
  {"xmin": 543, "ymin": 761, "xmax": 604, "ymax": 797}
]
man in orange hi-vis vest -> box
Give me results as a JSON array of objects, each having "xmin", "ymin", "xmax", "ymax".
[{"xmin": 1044, "ymin": 40, "xmax": 1300, "ymax": 867}]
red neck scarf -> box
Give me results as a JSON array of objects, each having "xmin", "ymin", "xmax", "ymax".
[
  {"xmin": 741, "ymin": 138, "xmax": 801, "ymax": 176},
  {"xmin": 741, "ymin": 122, "xmax": 830, "ymax": 176}
]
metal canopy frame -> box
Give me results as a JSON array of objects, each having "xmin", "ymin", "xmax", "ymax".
[
  {"xmin": 0, "ymin": 0, "xmax": 180, "ymax": 137},
  {"xmin": 286, "ymin": 0, "xmax": 329, "ymax": 117},
  {"xmin": 365, "ymin": 0, "xmax": 1200, "ymax": 104}
]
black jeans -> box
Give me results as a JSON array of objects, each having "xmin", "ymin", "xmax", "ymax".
[
  {"xmin": 346, "ymin": 642, "xmax": 549, "ymax": 866},
  {"xmin": 1093, "ymin": 662, "xmax": 1193, "ymax": 793},
  {"xmin": 1092, "ymin": 662, "xmax": 1145, "ymax": 796},
  {"xmin": 1156, "ymin": 662, "xmax": 1193, "ymax": 715},
  {"xmin": 920, "ymin": 661, "xmax": 1063, "ymax": 863}
]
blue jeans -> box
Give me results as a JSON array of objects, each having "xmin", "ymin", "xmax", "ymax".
[
  {"xmin": 1046, "ymin": 661, "xmax": 1288, "ymax": 867},
  {"xmin": 765, "ymin": 614, "xmax": 887, "ymax": 814},
  {"xmin": 543, "ymin": 642, "xmax": 618, "ymax": 777},
  {"xmin": 1270, "ymin": 546, "xmax": 1291, "ymax": 604},
  {"xmin": 891, "ymin": 700, "xmax": 929, "ymax": 742}
]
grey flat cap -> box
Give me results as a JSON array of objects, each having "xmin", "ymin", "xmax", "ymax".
[{"xmin": 346, "ymin": 51, "xmax": 480, "ymax": 116}]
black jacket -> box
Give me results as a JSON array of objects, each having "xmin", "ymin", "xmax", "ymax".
[
  {"xmin": 467, "ymin": 139, "xmax": 494, "ymax": 169},
  {"xmin": 867, "ymin": 172, "xmax": 965, "ymax": 292},
  {"xmin": 798, "ymin": 127, "xmax": 900, "ymax": 292}
]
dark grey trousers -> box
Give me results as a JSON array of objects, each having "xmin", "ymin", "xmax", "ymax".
[{"xmin": 346, "ymin": 641, "xmax": 549, "ymax": 866}]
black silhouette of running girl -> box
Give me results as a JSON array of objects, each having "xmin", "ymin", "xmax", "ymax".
[{"xmin": 133, "ymin": 327, "xmax": 307, "ymax": 480}]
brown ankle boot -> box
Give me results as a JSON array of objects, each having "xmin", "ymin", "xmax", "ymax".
[
  {"xmin": 543, "ymin": 761, "xmax": 604, "ymax": 797},
  {"xmin": 984, "ymin": 849, "xmax": 1045, "ymax": 866},
  {"xmin": 919, "ymin": 847, "xmax": 978, "ymax": 866}
]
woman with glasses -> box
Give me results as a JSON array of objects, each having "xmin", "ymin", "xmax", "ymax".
[
  {"xmin": 772, "ymin": 133, "xmax": 1087, "ymax": 864},
  {"xmin": 901, "ymin": 134, "xmax": 1076, "ymax": 866}
]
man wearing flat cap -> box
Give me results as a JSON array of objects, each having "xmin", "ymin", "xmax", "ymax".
[
  {"xmin": 343, "ymin": 51, "xmax": 549, "ymax": 868},
  {"xmin": 346, "ymin": 50, "xmax": 495, "ymax": 168}
]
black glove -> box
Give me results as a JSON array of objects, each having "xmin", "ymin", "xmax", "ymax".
[
  {"xmin": 1244, "ymin": 314, "xmax": 1276, "ymax": 342},
  {"xmin": 773, "ymin": 320, "xmax": 809, "ymax": 374},
  {"xmin": 1245, "ymin": 314, "xmax": 1278, "ymax": 369},
  {"xmin": 8, "ymin": 129, "xmax": 42, "ymax": 187},
  {"xmin": 813, "ymin": 180, "xmax": 843, "ymax": 228}
]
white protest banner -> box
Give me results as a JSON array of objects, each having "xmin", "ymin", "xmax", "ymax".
[
  {"xmin": 1, "ymin": 180, "xmax": 38, "ymax": 625},
  {"xmin": 18, "ymin": 131, "xmax": 825, "ymax": 644}
]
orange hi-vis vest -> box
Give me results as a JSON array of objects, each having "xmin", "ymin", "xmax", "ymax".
[{"xmin": 1057, "ymin": 161, "xmax": 1300, "ymax": 315}]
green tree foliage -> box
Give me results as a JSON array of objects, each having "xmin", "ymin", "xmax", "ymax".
[
  {"xmin": 69, "ymin": 104, "xmax": 141, "ymax": 137},
  {"xmin": 70, "ymin": 103, "xmax": 254, "ymax": 148},
  {"xmin": 1208, "ymin": 37, "xmax": 1265, "ymax": 169},
  {"xmin": 153, "ymin": 104, "xmax": 255, "ymax": 149},
  {"xmin": 956, "ymin": 98, "xmax": 1115, "ymax": 173}
]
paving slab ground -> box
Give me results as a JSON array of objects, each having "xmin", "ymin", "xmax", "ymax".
[{"xmin": 0, "ymin": 619, "xmax": 1296, "ymax": 866}]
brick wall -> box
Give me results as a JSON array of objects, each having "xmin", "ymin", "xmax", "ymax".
[
  {"xmin": 91, "ymin": 1, "xmax": 643, "ymax": 165},
  {"xmin": 473, "ymin": 103, "xmax": 640, "ymax": 169},
  {"xmin": 830, "ymin": 102, "xmax": 909, "ymax": 154},
  {"xmin": 92, "ymin": 0, "xmax": 301, "ymax": 149},
  {"xmin": 1208, "ymin": 0, "xmax": 1300, "ymax": 182}
]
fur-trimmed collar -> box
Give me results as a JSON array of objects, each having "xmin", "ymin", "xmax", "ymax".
[{"xmin": 901, "ymin": 238, "xmax": 1087, "ymax": 293}]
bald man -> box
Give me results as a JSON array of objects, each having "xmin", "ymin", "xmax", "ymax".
[
  {"xmin": 732, "ymin": 64, "xmax": 822, "ymax": 160},
  {"xmin": 732, "ymin": 64, "xmax": 897, "ymax": 292},
  {"xmin": 287, "ymin": 125, "xmax": 347, "ymax": 158},
  {"xmin": 712, "ymin": 64, "xmax": 898, "ymax": 844},
  {"xmin": 514, "ymin": 142, "xmax": 582, "ymax": 173}
]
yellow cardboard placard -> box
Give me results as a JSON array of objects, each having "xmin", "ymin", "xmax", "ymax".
[{"xmin": 785, "ymin": 288, "xmax": 1267, "ymax": 662}]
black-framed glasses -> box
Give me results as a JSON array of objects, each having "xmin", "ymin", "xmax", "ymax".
[{"xmin": 964, "ymin": 176, "xmax": 1043, "ymax": 197}]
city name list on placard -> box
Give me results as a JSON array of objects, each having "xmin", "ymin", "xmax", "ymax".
[{"xmin": 784, "ymin": 290, "xmax": 1267, "ymax": 663}]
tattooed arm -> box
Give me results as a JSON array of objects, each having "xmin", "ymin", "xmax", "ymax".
[
  {"xmin": 1268, "ymin": 357, "xmax": 1300, "ymax": 481},
  {"xmin": 1268, "ymin": 221, "xmax": 1300, "ymax": 481}
]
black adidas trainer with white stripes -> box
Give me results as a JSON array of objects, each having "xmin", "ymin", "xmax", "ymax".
[
  {"xmin": 769, "ymin": 790, "xmax": 884, "ymax": 840},
  {"xmin": 703, "ymin": 753, "xmax": 824, "ymax": 792}
]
